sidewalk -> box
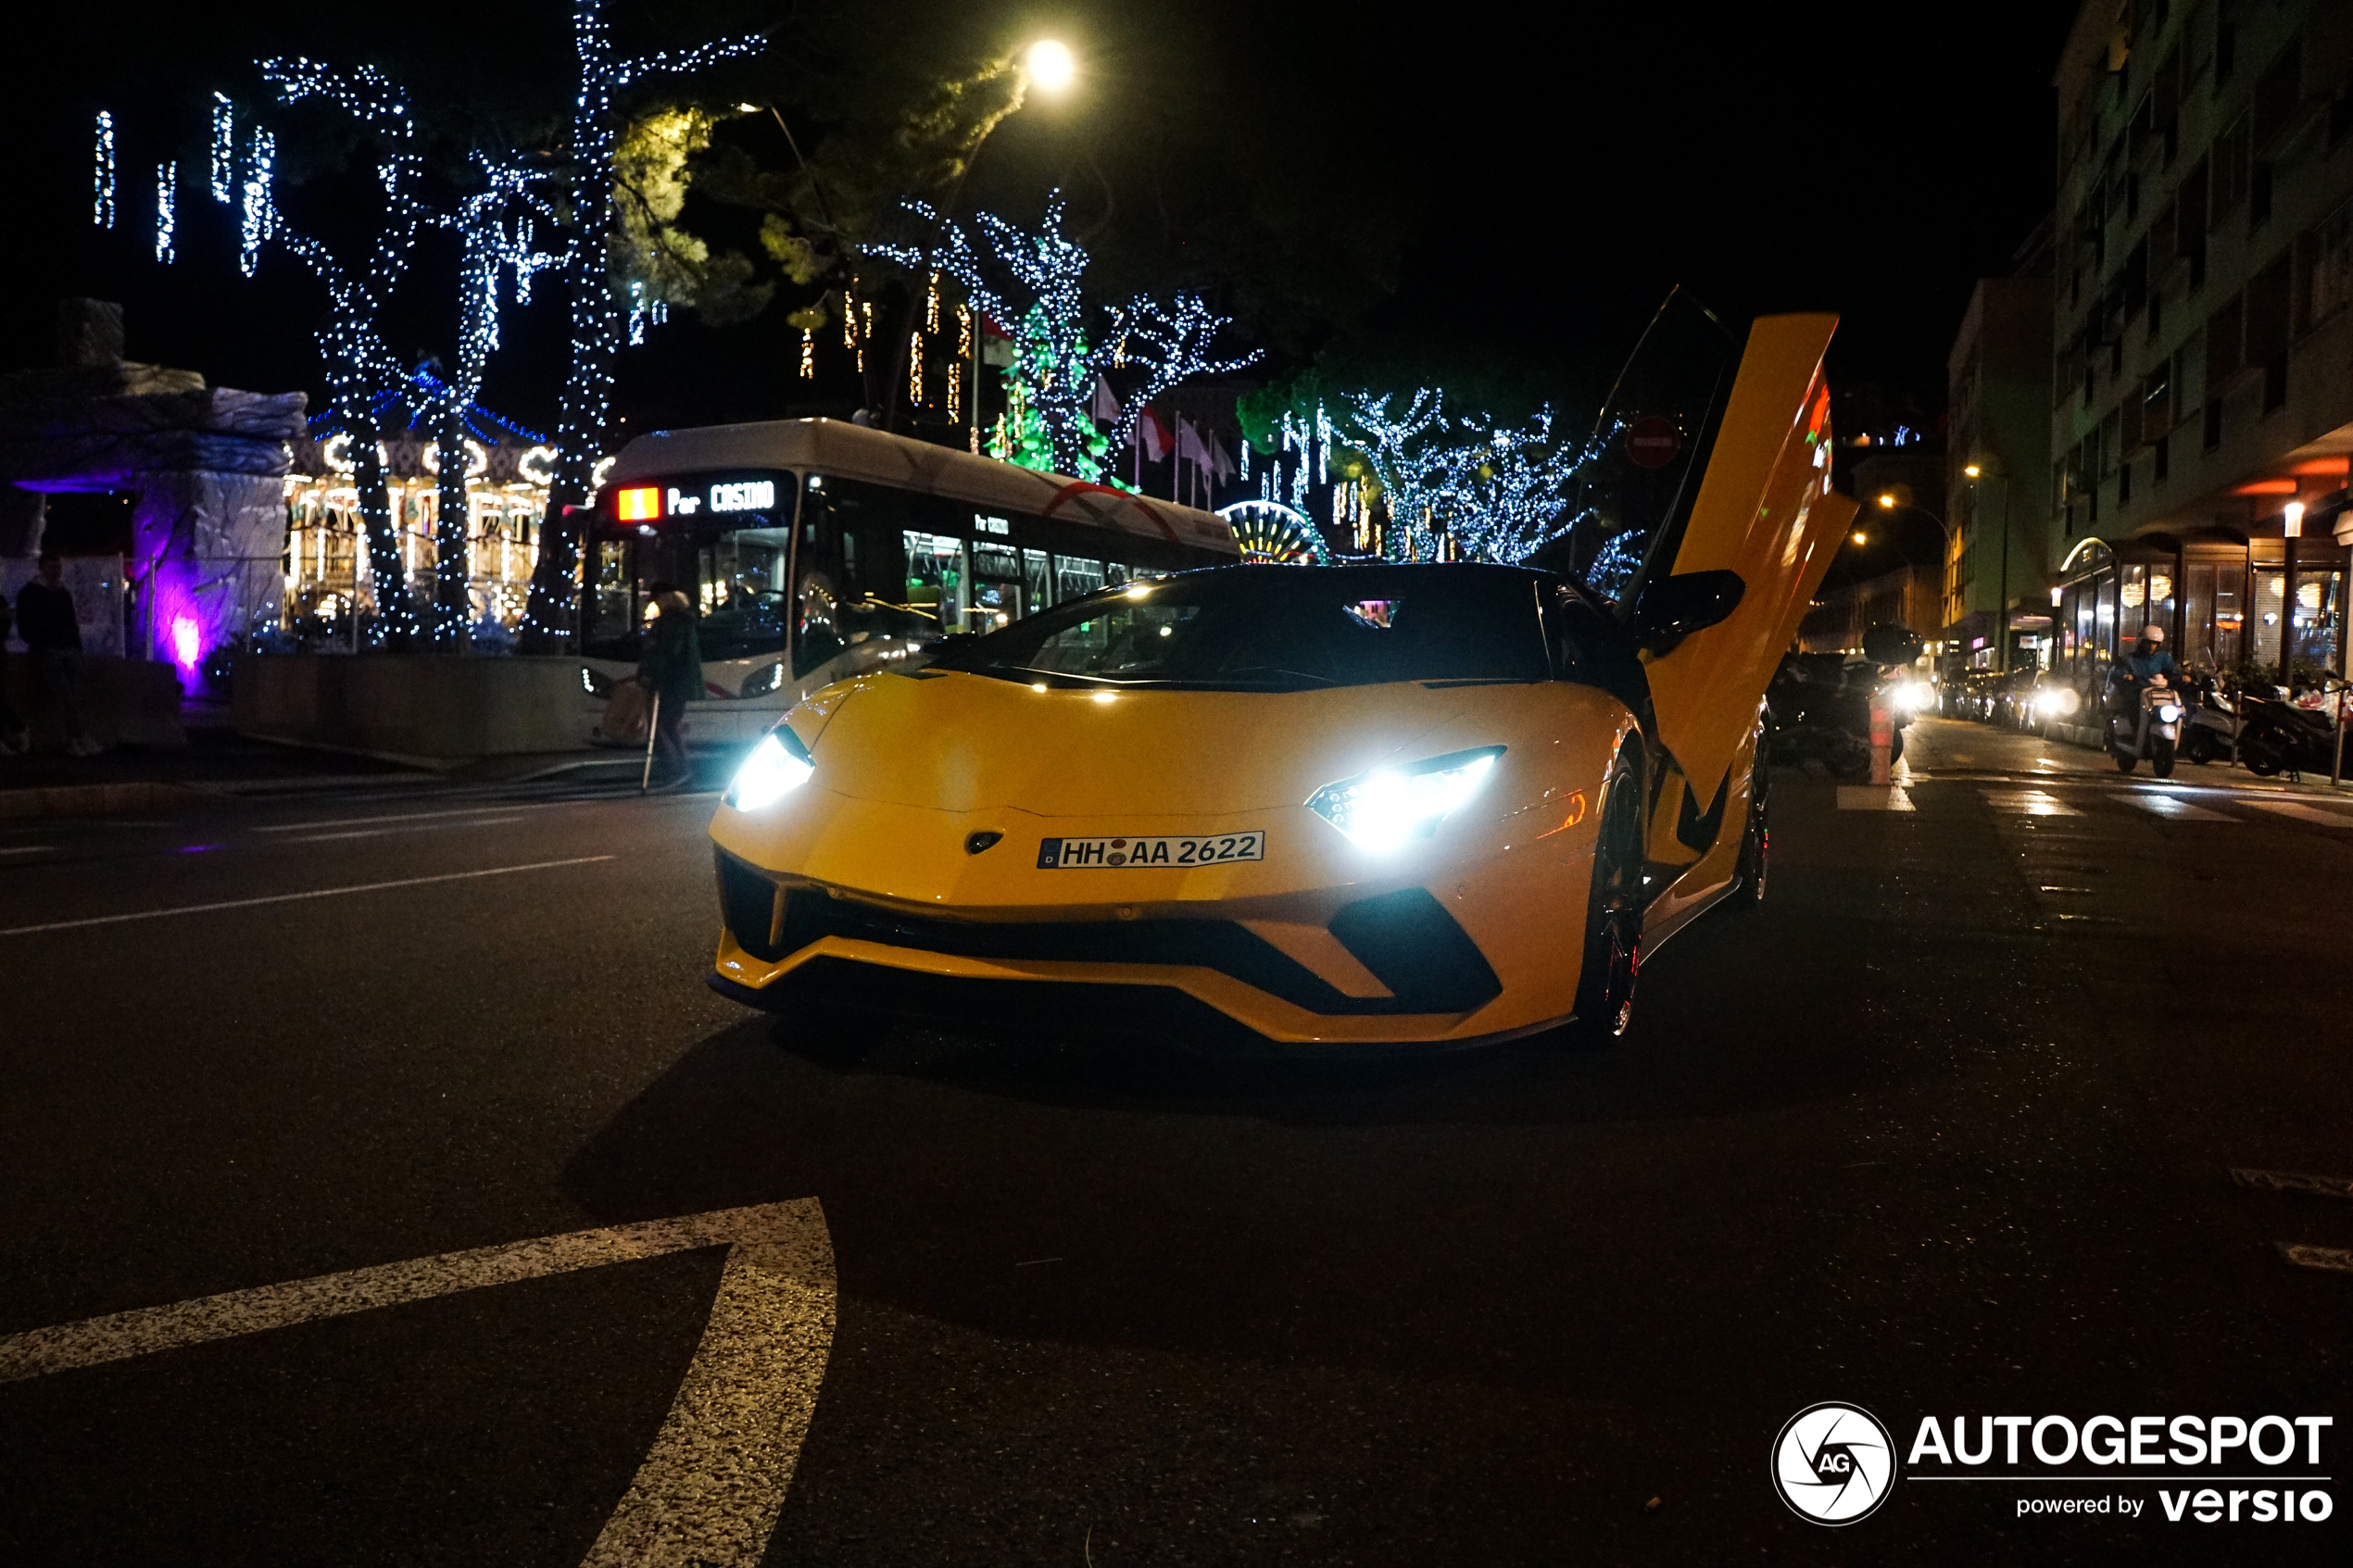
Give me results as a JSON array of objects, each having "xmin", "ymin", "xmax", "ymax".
[{"xmin": 0, "ymin": 721, "xmax": 655, "ymax": 818}]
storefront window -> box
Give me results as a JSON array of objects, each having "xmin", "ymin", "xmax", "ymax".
[
  {"xmin": 2253, "ymin": 569, "xmax": 2284, "ymax": 674},
  {"xmin": 2094, "ymin": 572, "xmax": 2118, "ymax": 662},
  {"xmin": 2290, "ymin": 570, "xmax": 2344, "ymax": 683},
  {"xmin": 2183, "ymin": 564, "xmax": 2216, "ymax": 667},
  {"xmin": 2214, "ymin": 567, "xmax": 2244, "ymax": 669}
]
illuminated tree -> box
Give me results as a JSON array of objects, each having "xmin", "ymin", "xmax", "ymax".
[
  {"xmin": 259, "ymin": 56, "xmax": 428, "ymax": 638},
  {"xmin": 522, "ymin": 0, "xmax": 766, "ymax": 647},
  {"xmin": 1339, "ymin": 391, "xmax": 1592, "ymax": 563},
  {"xmin": 875, "ymin": 191, "xmax": 1259, "ymax": 480}
]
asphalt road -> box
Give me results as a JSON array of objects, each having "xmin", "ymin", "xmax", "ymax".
[{"xmin": 1, "ymin": 718, "xmax": 2348, "ymax": 1565}]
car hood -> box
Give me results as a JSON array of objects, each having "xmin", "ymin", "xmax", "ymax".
[{"xmin": 796, "ymin": 670, "xmax": 1494, "ymax": 817}]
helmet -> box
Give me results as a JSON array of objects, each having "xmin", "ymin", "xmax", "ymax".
[{"xmin": 2140, "ymin": 623, "xmax": 2166, "ymax": 643}]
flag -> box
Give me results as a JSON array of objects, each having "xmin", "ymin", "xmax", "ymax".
[
  {"xmin": 1176, "ymin": 419, "xmax": 1211, "ymax": 470},
  {"xmin": 1131, "ymin": 407, "xmax": 1170, "ymax": 462},
  {"xmin": 1091, "ymin": 377, "xmax": 1120, "ymax": 425},
  {"xmin": 1208, "ymin": 432, "xmax": 1237, "ymax": 483}
]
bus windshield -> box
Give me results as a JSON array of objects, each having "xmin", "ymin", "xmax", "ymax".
[{"xmin": 929, "ymin": 564, "xmax": 1552, "ymax": 691}]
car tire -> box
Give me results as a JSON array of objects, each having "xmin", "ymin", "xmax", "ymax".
[
  {"xmin": 1560, "ymin": 755, "xmax": 1643, "ymax": 1049},
  {"xmin": 2151, "ymin": 735, "xmax": 2176, "ymax": 778}
]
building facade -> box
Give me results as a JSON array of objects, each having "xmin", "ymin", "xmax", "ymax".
[
  {"xmin": 2047, "ymin": 0, "xmax": 2353, "ymax": 702},
  {"xmin": 1946, "ymin": 275, "xmax": 2057, "ymax": 669}
]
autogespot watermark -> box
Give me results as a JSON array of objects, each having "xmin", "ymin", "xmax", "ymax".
[{"xmin": 1773, "ymin": 1407, "xmax": 2336, "ymax": 1528}]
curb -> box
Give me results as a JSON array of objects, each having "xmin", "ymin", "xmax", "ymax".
[{"xmin": 0, "ymin": 782, "xmax": 203, "ymax": 820}]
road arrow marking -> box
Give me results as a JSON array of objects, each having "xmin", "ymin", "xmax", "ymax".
[{"xmin": 0, "ymin": 1200, "xmax": 835, "ymax": 1567}]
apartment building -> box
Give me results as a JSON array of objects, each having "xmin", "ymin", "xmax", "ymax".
[{"xmin": 2047, "ymin": 0, "xmax": 2353, "ymax": 696}]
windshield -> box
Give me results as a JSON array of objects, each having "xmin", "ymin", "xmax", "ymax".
[{"xmin": 929, "ymin": 564, "xmax": 1552, "ymax": 690}]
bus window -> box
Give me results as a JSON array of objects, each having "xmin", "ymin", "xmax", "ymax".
[
  {"xmin": 905, "ymin": 532, "xmax": 968, "ymax": 627},
  {"xmin": 972, "ymin": 541, "xmax": 1024, "ymax": 632},
  {"xmin": 1056, "ymin": 555, "xmax": 1105, "ymax": 600},
  {"xmin": 1024, "ymin": 548, "xmax": 1053, "ymax": 610}
]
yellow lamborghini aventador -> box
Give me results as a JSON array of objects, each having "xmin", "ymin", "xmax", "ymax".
[{"xmin": 702, "ymin": 295, "xmax": 1858, "ymax": 1048}]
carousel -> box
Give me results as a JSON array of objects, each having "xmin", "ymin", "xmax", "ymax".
[{"xmin": 282, "ymin": 369, "xmax": 591, "ymax": 642}]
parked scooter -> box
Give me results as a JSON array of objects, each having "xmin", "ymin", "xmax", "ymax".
[
  {"xmin": 2106, "ymin": 675, "xmax": 2183, "ymax": 776},
  {"xmin": 2234, "ymin": 684, "xmax": 2349, "ymax": 780},
  {"xmin": 2178, "ymin": 671, "xmax": 2238, "ymax": 766},
  {"xmin": 1767, "ymin": 624, "xmax": 1924, "ymax": 780}
]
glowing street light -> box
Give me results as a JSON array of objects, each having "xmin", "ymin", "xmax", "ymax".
[
  {"xmin": 2284, "ymin": 499, "xmax": 2306, "ymax": 538},
  {"xmin": 1026, "ymin": 39, "xmax": 1076, "ymax": 94},
  {"xmin": 1877, "ymin": 492, "xmax": 1897, "ymax": 508},
  {"xmin": 1852, "ymin": 530, "xmax": 1869, "ymax": 546}
]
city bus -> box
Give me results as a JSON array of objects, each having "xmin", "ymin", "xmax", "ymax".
[{"xmin": 582, "ymin": 419, "xmax": 1240, "ymax": 743}]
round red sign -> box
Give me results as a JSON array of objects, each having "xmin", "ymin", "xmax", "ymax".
[{"xmin": 1625, "ymin": 415, "xmax": 1680, "ymax": 470}]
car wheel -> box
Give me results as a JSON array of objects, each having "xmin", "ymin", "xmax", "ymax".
[
  {"xmin": 1560, "ymin": 757, "xmax": 1643, "ymax": 1048},
  {"xmin": 2151, "ymin": 735, "xmax": 2176, "ymax": 778}
]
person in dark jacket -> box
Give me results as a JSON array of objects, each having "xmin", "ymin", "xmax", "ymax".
[
  {"xmin": 0, "ymin": 592, "xmax": 26, "ymax": 755},
  {"xmin": 636, "ymin": 582, "xmax": 702, "ymax": 790},
  {"xmin": 16, "ymin": 552, "xmax": 94, "ymax": 756}
]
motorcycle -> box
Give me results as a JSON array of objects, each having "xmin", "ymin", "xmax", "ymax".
[
  {"xmin": 2234, "ymin": 685, "xmax": 2349, "ymax": 780},
  {"xmin": 1767, "ymin": 624, "xmax": 1924, "ymax": 781},
  {"xmin": 2177, "ymin": 672, "xmax": 2238, "ymax": 766},
  {"xmin": 2106, "ymin": 676, "xmax": 2183, "ymax": 777}
]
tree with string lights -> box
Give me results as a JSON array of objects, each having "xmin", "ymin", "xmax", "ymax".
[
  {"xmin": 522, "ymin": 0, "xmax": 765, "ymax": 647},
  {"xmin": 258, "ymin": 56, "xmax": 429, "ymax": 640},
  {"xmin": 1338, "ymin": 390, "xmax": 1592, "ymax": 563},
  {"xmin": 874, "ymin": 191, "xmax": 1259, "ymax": 482}
]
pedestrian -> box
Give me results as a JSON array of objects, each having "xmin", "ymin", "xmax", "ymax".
[
  {"xmin": 0, "ymin": 591, "xmax": 27, "ymax": 756},
  {"xmin": 16, "ymin": 552, "xmax": 96, "ymax": 756},
  {"xmin": 637, "ymin": 581, "xmax": 701, "ymax": 791}
]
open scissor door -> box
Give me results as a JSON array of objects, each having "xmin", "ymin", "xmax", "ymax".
[{"xmin": 1541, "ymin": 291, "xmax": 1857, "ymax": 909}]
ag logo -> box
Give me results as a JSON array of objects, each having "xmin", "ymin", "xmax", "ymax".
[{"xmin": 1772, "ymin": 1402, "xmax": 1895, "ymax": 1524}]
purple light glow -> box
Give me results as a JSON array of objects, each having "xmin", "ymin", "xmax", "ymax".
[{"xmin": 169, "ymin": 614, "xmax": 202, "ymax": 672}]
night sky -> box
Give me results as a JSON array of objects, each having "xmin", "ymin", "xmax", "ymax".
[{"xmin": 3, "ymin": 0, "xmax": 2081, "ymax": 439}]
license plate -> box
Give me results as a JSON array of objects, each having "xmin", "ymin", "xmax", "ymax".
[{"xmin": 1037, "ymin": 833, "xmax": 1265, "ymax": 869}]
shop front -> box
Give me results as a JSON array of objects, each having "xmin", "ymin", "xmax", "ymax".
[{"xmin": 2046, "ymin": 525, "xmax": 2349, "ymax": 743}]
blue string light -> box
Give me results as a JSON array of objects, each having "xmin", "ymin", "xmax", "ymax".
[
  {"xmin": 155, "ymin": 161, "xmax": 176, "ymax": 264},
  {"xmin": 93, "ymin": 112, "xmax": 115, "ymax": 228},
  {"xmin": 210, "ymin": 93, "xmax": 234, "ymax": 203}
]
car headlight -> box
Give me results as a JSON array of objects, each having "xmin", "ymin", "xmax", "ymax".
[
  {"xmin": 724, "ymin": 727, "xmax": 815, "ymax": 810},
  {"xmin": 2156, "ymin": 703, "xmax": 2183, "ymax": 724},
  {"xmin": 1306, "ymin": 746, "xmax": 1504, "ymax": 848}
]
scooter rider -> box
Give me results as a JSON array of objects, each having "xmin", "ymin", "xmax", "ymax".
[{"xmin": 2111, "ymin": 622, "xmax": 2181, "ymax": 701}]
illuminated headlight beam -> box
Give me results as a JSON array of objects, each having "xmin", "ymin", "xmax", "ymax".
[
  {"xmin": 1306, "ymin": 746, "xmax": 1504, "ymax": 848},
  {"xmin": 725, "ymin": 729, "xmax": 815, "ymax": 811}
]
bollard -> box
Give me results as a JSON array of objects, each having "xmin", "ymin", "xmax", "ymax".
[{"xmin": 1869, "ymin": 700, "xmax": 1893, "ymax": 785}]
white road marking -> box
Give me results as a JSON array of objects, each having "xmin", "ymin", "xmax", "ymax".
[
  {"xmin": 0, "ymin": 1200, "xmax": 836, "ymax": 1568},
  {"xmin": 285, "ymin": 815, "xmax": 530, "ymax": 844},
  {"xmin": 0, "ymin": 845, "xmax": 58, "ymax": 856},
  {"xmin": 251, "ymin": 799, "xmax": 591, "ymax": 833},
  {"xmin": 2125, "ymin": 795, "xmax": 2230, "ymax": 821},
  {"xmin": 2247, "ymin": 799, "xmax": 2353, "ymax": 827},
  {"xmin": 0, "ymin": 856, "xmax": 614, "ymax": 937},
  {"xmin": 1982, "ymin": 789, "xmax": 2082, "ymax": 817},
  {"xmin": 1836, "ymin": 785, "xmax": 1916, "ymax": 811}
]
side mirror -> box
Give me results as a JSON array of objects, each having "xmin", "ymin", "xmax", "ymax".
[
  {"xmin": 1631, "ymin": 570, "xmax": 1745, "ymax": 652},
  {"xmin": 1860, "ymin": 622, "xmax": 1924, "ymax": 667}
]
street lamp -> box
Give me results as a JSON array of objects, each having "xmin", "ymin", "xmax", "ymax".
[{"xmin": 1025, "ymin": 39, "xmax": 1076, "ymax": 94}]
